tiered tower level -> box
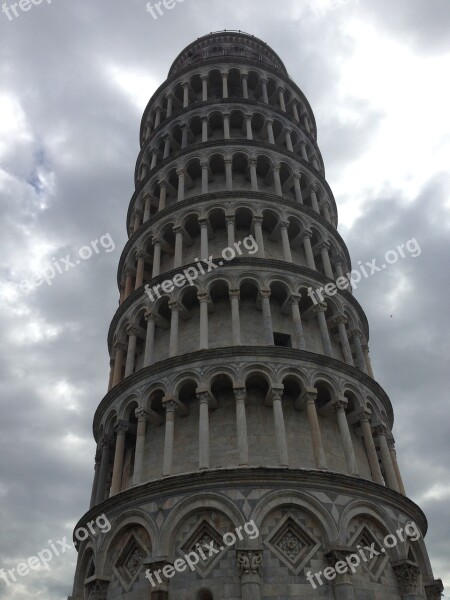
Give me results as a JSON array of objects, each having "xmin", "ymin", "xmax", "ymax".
[{"xmin": 69, "ymin": 32, "xmax": 442, "ymax": 600}]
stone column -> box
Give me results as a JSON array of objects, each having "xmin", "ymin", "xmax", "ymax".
[
  {"xmin": 133, "ymin": 408, "xmax": 149, "ymax": 485},
  {"xmin": 150, "ymin": 150, "xmax": 158, "ymax": 170},
  {"xmin": 424, "ymin": 580, "xmax": 444, "ymax": 600},
  {"xmin": 169, "ymin": 301, "xmax": 180, "ymax": 357},
  {"xmin": 242, "ymin": 74, "xmax": 249, "ymax": 99},
  {"xmin": 198, "ymin": 293, "xmax": 210, "ymax": 350},
  {"xmin": 334, "ymin": 399, "xmax": 358, "ymax": 476},
  {"xmin": 224, "ymin": 113, "xmax": 231, "ymax": 139},
  {"xmin": 152, "ymin": 239, "xmax": 162, "ymax": 278},
  {"xmin": 253, "ymin": 216, "xmax": 265, "ymax": 258},
  {"xmin": 135, "ymin": 254, "xmax": 145, "ymax": 290},
  {"xmin": 300, "ymin": 142, "xmax": 309, "ymax": 162},
  {"xmin": 181, "ymin": 125, "xmax": 188, "ymax": 149},
  {"xmin": 322, "ymin": 202, "xmax": 332, "ymax": 223},
  {"xmin": 201, "ymin": 75, "xmax": 208, "ymax": 101},
  {"xmin": 202, "ymin": 116, "xmax": 208, "ymax": 142},
  {"xmin": 199, "ymin": 218, "xmax": 209, "ymax": 260},
  {"xmin": 358, "ymin": 409, "xmax": 384, "ymax": 485},
  {"xmin": 225, "ymin": 158, "xmax": 233, "ymax": 190},
  {"xmin": 310, "ymin": 186, "xmax": 321, "ymax": 213},
  {"xmin": 393, "ymin": 561, "xmax": 422, "ymax": 600},
  {"xmin": 107, "ymin": 358, "xmax": 115, "ymax": 392},
  {"xmin": 388, "ymin": 437, "xmax": 407, "ymax": 495},
  {"xmin": 294, "ymin": 173, "xmax": 303, "ymax": 203},
  {"xmin": 143, "ymin": 196, "xmax": 152, "ymax": 223},
  {"xmin": 285, "ymin": 129, "xmax": 294, "ymax": 152},
  {"xmin": 229, "ymin": 290, "xmax": 241, "ymax": 346},
  {"xmin": 335, "ymin": 255, "xmax": 345, "ymax": 279},
  {"xmin": 124, "ymin": 269, "xmax": 134, "ymax": 300},
  {"xmin": 314, "ymin": 303, "xmax": 333, "ymax": 357},
  {"xmin": 96, "ymin": 437, "xmax": 110, "ymax": 504},
  {"xmin": 125, "ymin": 327, "xmax": 138, "ymax": 377},
  {"xmin": 177, "ymin": 169, "xmax": 186, "ymax": 202},
  {"xmin": 222, "ymin": 71, "xmax": 229, "ymax": 98},
  {"xmin": 133, "ymin": 209, "xmax": 142, "ymax": 232},
  {"xmin": 333, "ymin": 315, "xmax": 354, "ymax": 366},
  {"xmin": 304, "ymin": 114, "xmax": 311, "ymax": 133},
  {"xmin": 305, "ymin": 389, "xmax": 327, "ymax": 469},
  {"xmin": 246, "ymin": 114, "xmax": 253, "ymax": 140},
  {"xmin": 325, "ymin": 548, "xmax": 356, "ymax": 600},
  {"xmin": 320, "ymin": 242, "xmax": 334, "ymax": 279},
  {"xmin": 280, "ymin": 221, "xmax": 292, "ymax": 262},
  {"xmin": 166, "ymin": 93, "xmax": 173, "ymax": 118},
  {"xmin": 144, "ymin": 312, "xmax": 157, "ymax": 367},
  {"xmin": 163, "ymin": 135, "xmax": 170, "ymax": 158},
  {"xmin": 290, "ymin": 295, "xmax": 306, "ymax": 350},
  {"xmin": 234, "ymin": 388, "xmax": 249, "ymax": 466},
  {"xmin": 162, "ymin": 399, "xmax": 176, "ymax": 476},
  {"xmin": 279, "ymin": 87, "xmax": 287, "ymax": 111},
  {"xmin": 266, "ymin": 119, "xmax": 275, "ymax": 144},
  {"xmin": 271, "ymin": 387, "xmax": 289, "ymax": 467},
  {"xmin": 154, "ymin": 106, "xmax": 161, "ymax": 128},
  {"xmin": 261, "ymin": 77, "xmax": 269, "ymax": 103},
  {"xmin": 259, "ymin": 289, "xmax": 274, "ymax": 345},
  {"xmin": 201, "ymin": 161, "xmax": 209, "ymax": 194},
  {"xmin": 249, "ymin": 159, "xmax": 258, "ymax": 191},
  {"xmin": 375, "ymin": 424, "xmax": 400, "ymax": 492},
  {"xmin": 237, "ymin": 550, "xmax": 263, "ymax": 600},
  {"xmin": 351, "ymin": 329, "xmax": 368, "ymax": 374},
  {"xmin": 292, "ymin": 102, "xmax": 300, "ymax": 122},
  {"xmin": 86, "ymin": 577, "xmax": 110, "ymax": 600},
  {"xmin": 146, "ymin": 558, "xmax": 172, "ymax": 600},
  {"xmin": 110, "ymin": 423, "xmax": 128, "ymax": 496},
  {"xmin": 89, "ymin": 450, "xmax": 101, "ymax": 509},
  {"xmin": 303, "ymin": 232, "xmax": 316, "ymax": 270},
  {"xmin": 112, "ymin": 343, "xmax": 125, "ymax": 387},
  {"xmin": 173, "ymin": 227, "xmax": 183, "ymax": 268},
  {"xmin": 182, "ymin": 82, "xmax": 189, "ymax": 108},
  {"xmin": 362, "ymin": 343, "xmax": 375, "ymax": 378},
  {"xmin": 226, "ymin": 216, "xmax": 236, "ymax": 247},
  {"xmin": 159, "ymin": 182, "xmax": 167, "ymax": 211},
  {"xmin": 197, "ymin": 391, "xmax": 210, "ymax": 470}
]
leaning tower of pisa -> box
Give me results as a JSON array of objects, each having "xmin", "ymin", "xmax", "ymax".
[{"xmin": 68, "ymin": 31, "xmax": 443, "ymax": 600}]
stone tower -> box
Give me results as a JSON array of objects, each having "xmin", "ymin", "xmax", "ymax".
[{"xmin": 69, "ymin": 31, "xmax": 443, "ymax": 600}]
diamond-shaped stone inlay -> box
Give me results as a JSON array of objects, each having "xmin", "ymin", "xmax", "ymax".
[
  {"xmin": 349, "ymin": 525, "xmax": 388, "ymax": 582},
  {"xmin": 264, "ymin": 514, "xmax": 320, "ymax": 574},
  {"xmin": 179, "ymin": 518, "xmax": 224, "ymax": 578},
  {"xmin": 113, "ymin": 535, "xmax": 146, "ymax": 590}
]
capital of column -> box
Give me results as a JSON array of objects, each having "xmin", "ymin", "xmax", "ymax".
[
  {"xmin": 237, "ymin": 550, "xmax": 263, "ymax": 577},
  {"xmin": 280, "ymin": 220, "xmax": 289, "ymax": 229},
  {"xmin": 198, "ymin": 218, "xmax": 209, "ymax": 228},
  {"xmin": 290, "ymin": 293, "xmax": 302, "ymax": 304},
  {"xmin": 114, "ymin": 341, "xmax": 127, "ymax": 352},
  {"xmin": 196, "ymin": 390, "xmax": 211, "ymax": 405},
  {"xmin": 135, "ymin": 407, "xmax": 151, "ymax": 422},
  {"xmin": 424, "ymin": 580, "xmax": 444, "ymax": 600},
  {"xmin": 318, "ymin": 241, "xmax": 331, "ymax": 251},
  {"xmin": 270, "ymin": 385, "xmax": 284, "ymax": 404},
  {"xmin": 197, "ymin": 292, "xmax": 211, "ymax": 304},
  {"xmin": 304, "ymin": 389, "xmax": 318, "ymax": 405},
  {"xmin": 176, "ymin": 169, "xmax": 186, "ymax": 178},
  {"xmin": 200, "ymin": 161, "xmax": 209, "ymax": 170},
  {"xmin": 229, "ymin": 289, "xmax": 241, "ymax": 300},
  {"xmin": 333, "ymin": 398, "xmax": 349, "ymax": 413},
  {"xmin": 259, "ymin": 288, "xmax": 271, "ymax": 299},
  {"xmin": 162, "ymin": 398, "xmax": 176, "ymax": 413},
  {"xmin": 325, "ymin": 546, "xmax": 356, "ymax": 568},
  {"xmin": 302, "ymin": 230, "xmax": 313, "ymax": 241},
  {"xmin": 145, "ymin": 311, "xmax": 157, "ymax": 323},
  {"xmin": 152, "ymin": 236, "xmax": 162, "ymax": 247},
  {"xmin": 333, "ymin": 314, "xmax": 348, "ymax": 326},
  {"xmin": 115, "ymin": 422, "xmax": 129, "ymax": 436},
  {"xmin": 253, "ymin": 215, "xmax": 263, "ymax": 225},
  {"xmin": 313, "ymin": 302, "xmax": 328, "ymax": 313},
  {"xmin": 351, "ymin": 328, "xmax": 362, "ymax": 339},
  {"xmin": 234, "ymin": 387, "xmax": 247, "ymax": 403},
  {"xmin": 172, "ymin": 225, "xmax": 182, "ymax": 235},
  {"xmin": 168, "ymin": 301, "xmax": 182, "ymax": 312},
  {"xmin": 273, "ymin": 163, "xmax": 281, "ymax": 173},
  {"xmin": 226, "ymin": 215, "xmax": 236, "ymax": 225},
  {"xmin": 126, "ymin": 326, "xmax": 140, "ymax": 337},
  {"xmin": 392, "ymin": 561, "xmax": 421, "ymax": 596}
]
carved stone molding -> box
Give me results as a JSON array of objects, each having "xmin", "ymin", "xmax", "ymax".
[
  {"xmin": 393, "ymin": 560, "xmax": 421, "ymax": 596},
  {"xmin": 237, "ymin": 550, "xmax": 263, "ymax": 577}
]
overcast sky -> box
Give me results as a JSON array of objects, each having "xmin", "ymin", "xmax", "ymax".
[{"xmin": 0, "ymin": 0, "xmax": 449, "ymax": 598}]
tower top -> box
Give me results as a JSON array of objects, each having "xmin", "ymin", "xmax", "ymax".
[{"xmin": 168, "ymin": 30, "xmax": 288, "ymax": 76}]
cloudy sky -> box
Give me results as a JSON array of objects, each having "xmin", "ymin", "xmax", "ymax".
[{"xmin": 0, "ymin": 0, "xmax": 449, "ymax": 597}]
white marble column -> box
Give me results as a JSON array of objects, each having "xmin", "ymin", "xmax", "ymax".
[
  {"xmin": 273, "ymin": 165, "xmax": 283, "ymax": 196},
  {"xmin": 182, "ymin": 82, "xmax": 189, "ymax": 108},
  {"xmin": 201, "ymin": 162, "xmax": 209, "ymax": 194},
  {"xmin": 242, "ymin": 74, "xmax": 249, "ymax": 99},
  {"xmin": 133, "ymin": 210, "xmax": 142, "ymax": 232},
  {"xmin": 294, "ymin": 173, "xmax": 303, "ymax": 203},
  {"xmin": 226, "ymin": 216, "xmax": 236, "ymax": 247},
  {"xmin": 302, "ymin": 232, "xmax": 316, "ymax": 270},
  {"xmin": 314, "ymin": 303, "xmax": 333, "ymax": 357},
  {"xmin": 202, "ymin": 116, "xmax": 208, "ymax": 142},
  {"xmin": 150, "ymin": 150, "xmax": 158, "ymax": 170},
  {"xmin": 89, "ymin": 450, "xmax": 101, "ymax": 508},
  {"xmin": 173, "ymin": 227, "xmax": 183, "ymax": 268},
  {"xmin": 358, "ymin": 409, "xmax": 384, "ymax": 485},
  {"xmin": 125, "ymin": 327, "xmax": 138, "ymax": 377},
  {"xmin": 222, "ymin": 71, "xmax": 229, "ymax": 98},
  {"xmin": 305, "ymin": 389, "xmax": 327, "ymax": 469},
  {"xmin": 352, "ymin": 329, "xmax": 368, "ymax": 374},
  {"xmin": 177, "ymin": 169, "xmax": 186, "ymax": 202},
  {"xmin": 163, "ymin": 135, "xmax": 171, "ymax": 158},
  {"xmin": 143, "ymin": 196, "xmax": 152, "ymax": 223},
  {"xmin": 166, "ymin": 93, "xmax": 173, "ymax": 118},
  {"xmin": 334, "ymin": 398, "xmax": 359, "ymax": 476},
  {"xmin": 154, "ymin": 106, "xmax": 162, "ymax": 128},
  {"xmin": 334, "ymin": 255, "xmax": 345, "ymax": 279},
  {"xmin": 249, "ymin": 159, "xmax": 258, "ymax": 191},
  {"xmin": 162, "ymin": 399, "xmax": 176, "ymax": 476},
  {"xmin": 279, "ymin": 87, "xmax": 287, "ymax": 112},
  {"xmin": 199, "ymin": 219, "xmax": 209, "ymax": 260},
  {"xmin": 261, "ymin": 77, "xmax": 269, "ymax": 103},
  {"xmin": 169, "ymin": 302, "xmax": 180, "ymax": 357},
  {"xmin": 290, "ymin": 295, "xmax": 306, "ymax": 350},
  {"xmin": 224, "ymin": 113, "xmax": 231, "ymax": 139},
  {"xmin": 181, "ymin": 125, "xmax": 188, "ymax": 149},
  {"xmin": 292, "ymin": 102, "xmax": 300, "ymax": 122},
  {"xmin": 159, "ymin": 182, "xmax": 167, "ymax": 211},
  {"xmin": 225, "ymin": 158, "xmax": 233, "ymax": 191},
  {"xmin": 253, "ymin": 216, "xmax": 265, "ymax": 258},
  {"xmin": 133, "ymin": 408, "xmax": 149, "ymax": 485},
  {"xmin": 229, "ymin": 290, "xmax": 241, "ymax": 346},
  {"xmin": 362, "ymin": 343, "xmax": 375, "ymax": 378},
  {"xmin": 198, "ymin": 293, "xmax": 210, "ymax": 350},
  {"xmin": 388, "ymin": 436, "xmax": 407, "ymax": 495},
  {"xmin": 272, "ymin": 387, "xmax": 289, "ymax": 467},
  {"xmin": 96, "ymin": 437, "xmax": 111, "ymax": 504},
  {"xmin": 246, "ymin": 114, "xmax": 253, "ymax": 140},
  {"xmin": 201, "ymin": 75, "xmax": 208, "ymax": 101},
  {"xmin": 334, "ymin": 315, "xmax": 354, "ymax": 366},
  {"xmin": 376, "ymin": 424, "xmax": 400, "ymax": 492},
  {"xmin": 124, "ymin": 269, "xmax": 134, "ymax": 300},
  {"xmin": 110, "ymin": 423, "xmax": 128, "ymax": 496},
  {"xmin": 320, "ymin": 242, "xmax": 334, "ymax": 279},
  {"xmin": 197, "ymin": 391, "xmax": 210, "ymax": 470},
  {"xmin": 260, "ymin": 289, "xmax": 274, "ymax": 345},
  {"xmin": 144, "ymin": 312, "xmax": 156, "ymax": 367},
  {"xmin": 300, "ymin": 142, "xmax": 308, "ymax": 161},
  {"xmin": 266, "ymin": 119, "xmax": 275, "ymax": 144},
  {"xmin": 234, "ymin": 388, "xmax": 249, "ymax": 466},
  {"xmin": 112, "ymin": 343, "xmax": 126, "ymax": 387},
  {"xmin": 135, "ymin": 254, "xmax": 145, "ymax": 290},
  {"xmin": 285, "ymin": 129, "xmax": 294, "ymax": 152},
  {"xmin": 152, "ymin": 239, "xmax": 162, "ymax": 278},
  {"xmin": 310, "ymin": 186, "xmax": 321, "ymax": 213},
  {"xmin": 280, "ymin": 221, "xmax": 292, "ymax": 262}
]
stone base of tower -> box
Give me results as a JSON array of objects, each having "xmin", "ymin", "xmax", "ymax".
[{"xmin": 69, "ymin": 468, "xmax": 438, "ymax": 600}]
